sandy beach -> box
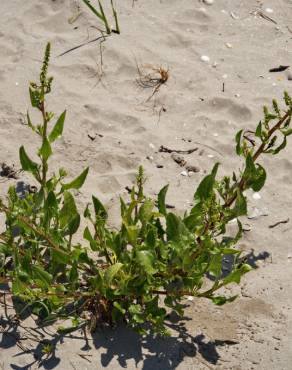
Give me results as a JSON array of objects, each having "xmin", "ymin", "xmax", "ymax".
[{"xmin": 1, "ymin": 0, "xmax": 292, "ymax": 369}]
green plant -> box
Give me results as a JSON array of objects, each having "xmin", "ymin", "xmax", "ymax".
[
  {"xmin": 82, "ymin": 0, "xmax": 120, "ymax": 35},
  {"xmin": 0, "ymin": 44, "xmax": 292, "ymax": 336}
]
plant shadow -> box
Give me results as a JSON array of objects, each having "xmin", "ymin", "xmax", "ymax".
[{"xmin": 0, "ymin": 310, "xmax": 238, "ymax": 370}]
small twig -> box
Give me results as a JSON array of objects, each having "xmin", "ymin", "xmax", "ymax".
[
  {"xmin": 159, "ymin": 145, "xmax": 198, "ymax": 154},
  {"xmin": 78, "ymin": 353, "xmax": 93, "ymax": 363},
  {"xmin": 269, "ymin": 218, "xmax": 289, "ymax": 229},
  {"xmin": 57, "ymin": 35, "xmax": 108, "ymax": 57}
]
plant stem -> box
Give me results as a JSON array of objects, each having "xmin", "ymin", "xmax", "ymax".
[
  {"xmin": 224, "ymin": 110, "xmax": 291, "ymax": 208},
  {"xmin": 40, "ymin": 100, "xmax": 48, "ymax": 189}
]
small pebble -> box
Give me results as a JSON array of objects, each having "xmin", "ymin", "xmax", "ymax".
[
  {"xmin": 149, "ymin": 143, "xmax": 155, "ymax": 149},
  {"xmin": 287, "ymin": 254, "xmax": 292, "ymax": 259},
  {"xmin": 207, "ymin": 154, "xmax": 214, "ymax": 158},
  {"xmin": 187, "ymin": 296, "xmax": 194, "ymax": 301},
  {"xmin": 285, "ymin": 69, "xmax": 292, "ymax": 81},
  {"xmin": 225, "ymin": 42, "xmax": 233, "ymax": 48},
  {"xmin": 180, "ymin": 170, "xmax": 188, "ymax": 177},
  {"xmin": 265, "ymin": 8, "xmax": 274, "ymax": 13},
  {"xmin": 186, "ymin": 165, "xmax": 200, "ymax": 173},
  {"xmin": 15, "ymin": 82, "xmax": 19, "ymax": 86},
  {"xmin": 203, "ymin": 0, "xmax": 214, "ymax": 4},
  {"xmin": 235, "ymin": 93, "xmax": 240, "ymax": 98},
  {"xmin": 222, "ymin": 74, "xmax": 228, "ymax": 79},
  {"xmin": 200, "ymin": 55, "xmax": 210, "ymax": 63}
]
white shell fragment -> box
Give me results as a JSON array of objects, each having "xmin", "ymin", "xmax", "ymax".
[
  {"xmin": 225, "ymin": 42, "xmax": 233, "ymax": 48},
  {"xmin": 200, "ymin": 55, "xmax": 210, "ymax": 63},
  {"xmin": 248, "ymin": 207, "xmax": 269, "ymax": 219},
  {"xmin": 265, "ymin": 8, "xmax": 274, "ymax": 13},
  {"xmin": 203, "ymin": 0, "xmax": 214, "ymax": 5},
  {"xmin": 180, "ymin": 170, "xmax": 188, "ymax": 177},
  {"xmin": 149, "ymin": 143, "xmax": 155, "ymax": 149},
  {"xmin": 252, "ymin": 192, "xmax": 261, "ymax": 200}
]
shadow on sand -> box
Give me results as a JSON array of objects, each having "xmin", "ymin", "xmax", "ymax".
[{"xmin": 0, "ymin": 312, "xmax": 238, "ymax": 370}]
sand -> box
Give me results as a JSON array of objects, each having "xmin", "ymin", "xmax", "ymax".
[{"xmin": 1, "ymin": 0, "xmax": 292, "ymax": 368}]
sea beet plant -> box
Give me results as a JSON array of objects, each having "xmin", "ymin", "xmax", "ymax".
[{"xmin": 0, "ymin": 44, "xmax": 292, "ymax": 335}]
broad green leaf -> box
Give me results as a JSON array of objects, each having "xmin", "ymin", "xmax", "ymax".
[
  {"xmin": 126, "ymin": 225, "xmax": 138, "ymax": 245},
  {"xmin": 51, "ymin": 249, "xmax": 70, "ymax": 264},
  {"xmin": 67, "ymin": 213, "xmax": 80, "ymax": 235},
  {"xmin": 39, "ymin": 137, "xmax": 52, "ymax": 161},
  {"xmin": 194, "ymin": 163, "xmax": 219, "ymax": 201},
  {"xmin": 232, "ymin": 190, "xmax": 247, "ymax": 217},
  {"xmin": 62, "ymin": 167, "xmax": 89, "ymax": 191},
  {"xmin": 243, "ymin": 154, "xmax": 266, "ymax": 191},
  {"xmin": 166, "ymin": 213, "xmax": 189, "ymax": 242},
  {"xmin": 223, "ymin": 264, "xmax": 252, "ymax": 285},
  {"xmin": 209, "ymin": 254, "xmax": 222, "ymax": 278},
  {"xmin": 83, "ymin": 226, "xmax": 98, "ymax": 251},
  {"xmin": 49, "ymin": 110, "xmax": 66, "ymax": 143},
  {"xmin": 139, "ymin": 199, "xmax": 154, "ymax": 224},
  {"xmin": 136, "ymin": 250, "xmax": 156, "ymax": 274},
  {"xmin": 92, "ymin": 195, "xmax": 107, "ymax": 221},
  {"xmin": 104, "ymin": 263, "xmax": 123, "ymax": 285},
  {"xmin": 157, "ymin": 185, "xmax": 169, "ymax": 216},
  {"xmin": 19, "ymin": 146, "xmax": 39, "ymax": 175},
  {"xmin": 60, "ymin": 191, "xmax": 78, "ymax": 228},
  {"xmin": 31, "ymin": 265, "xmax": 53, "ymax": 287}
]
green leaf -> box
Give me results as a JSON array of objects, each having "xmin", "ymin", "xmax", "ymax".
[
  {"xmin": 59, "ymin": 191, "xmax": 78, "ymax": 228},
  {"xmin": 92, "ymin": 195, "xmax": 107, "ymax": 221},
  {"xmin": 211, "ymin": 295, "xmax": 237, "ymax": 306},
  {"xmin": 83, "ymin": 226, "xmax": 98, "ymax": 251},
  {"xmin": 126, "ymin": 225, "xmax": 139, "ymax": 245},
  {"xmin": 136, "ymin": 250, "xmax": 157, "ymax": 275},
  {"xmin": 27, "ymin": 112, "xmax": 37, "ymax": 132},
  {"xmin": 223, "ymin": 264, "xmax": 252, "ymax": 285},
  {"xmin": 166, "ymin": 213, "xmax": 188, "ymax": 242},
  {"xmin": 67, "ymin": 213, "xmax": 80, "ymax": 236},
  {"xmin": 235, "ymin": 129, "xmax": 243, "ymax": 155},
  {"xmin": 82, "ymin": 0, "xmax": 103, "ymax": 21},
  {"xmin": 272, "ymin": 135, "xmax": 287, "ymax": 154},
  {"xmin": 194, "ymin": 163, "xmax": 219, "ymax": 201},
  {"xmin": 209, "ymin": 254, "xmax": 222, "ymax": 278},
  {"xmin": 51, "ymin": 249, "xmax": 70, "ymax": 264},
  {"xmin": 255, "ymin": 122, "xmax": 262, "ymax": 139},
  {"xmin": 157, "ymin": 185, "xmax": 169, "ymax": 216},
  {"xmin": 243, "ymin": 154, "xmax": 266, "ymax": 192},
  {"xmin": 232, "ymin": 190, "xmax": 247, "ymax": 217},
  {"xmin": 113, "ymin": 301, "xmax": 126, "ymax": 314},
  {"xmin": 19, "ymin": 146, "xmax": 39, "ymax": 175},
  {"xmin": 62, "ymin": 167, "xmax": 89, "ymax": 190},
  {"xmin": 139, "ymin": 199, "xmax": 154, "ymax": 224},
  {"xmin": 31, "ymin": 265, "xmax": 53, "ymax": 287},
  {"xmin": 49, "ymin": 110, "xmax": 66, "ymax": 143},
  {"xmin": 29, "ymin": 87, "xmax": 40, "ymax": 108},
  {"xmin": 104, "ymin": 263, "xmax": 123, "ymax": 285},
  {"xmin": 39, "ymin": 137, "xmax": 52, "ymax": 161}
]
